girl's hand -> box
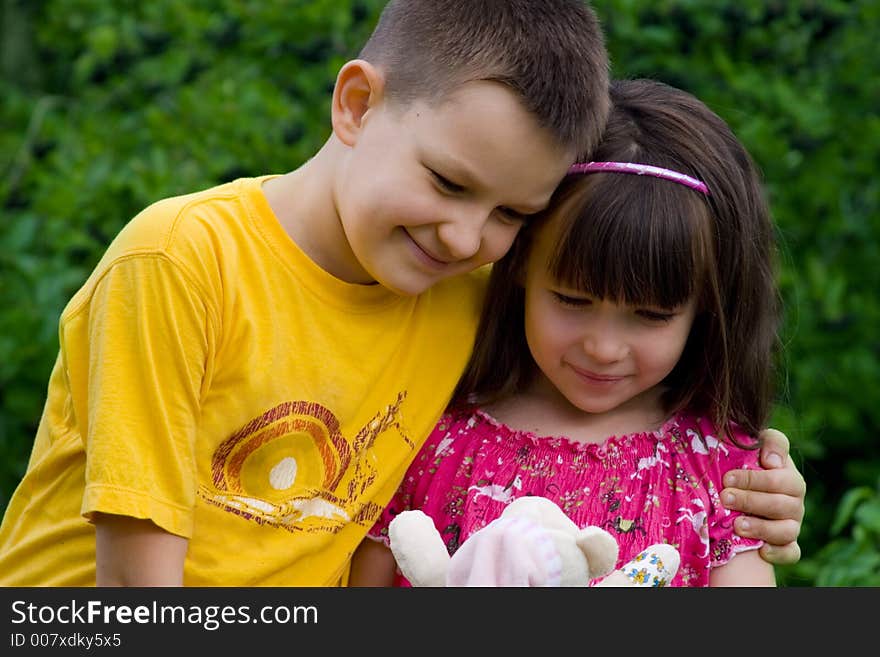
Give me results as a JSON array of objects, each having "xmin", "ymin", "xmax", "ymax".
[{"xmin": 721, "ymin": 428, "xmax": 806, "ymax": 565}]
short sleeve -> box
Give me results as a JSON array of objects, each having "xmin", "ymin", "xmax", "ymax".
[{"xmin": 66, "ymin": 254, "xmax": 213, "ymax": 538}]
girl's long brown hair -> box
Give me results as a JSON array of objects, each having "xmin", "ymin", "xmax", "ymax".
[{"xmin": 453, "ymin": 78, "xmax": 781, "ymax": 443}]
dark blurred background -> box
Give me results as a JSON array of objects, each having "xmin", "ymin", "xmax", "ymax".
[{"xmin": 1, "ymin": 0, "xmax": 877, "ymax": 585}]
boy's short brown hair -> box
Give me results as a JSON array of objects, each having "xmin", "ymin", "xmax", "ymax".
[{"xmin": 359, "ymin": 0, "xmax": 610, "ymax": 159}]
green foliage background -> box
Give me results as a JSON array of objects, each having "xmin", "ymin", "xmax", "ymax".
[{"xmin": 1, "ymin": 0, "xmax": 877, "ymax": 585}]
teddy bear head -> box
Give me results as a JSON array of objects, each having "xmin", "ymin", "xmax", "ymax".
[{"xmin": 388, "ymin": 496, "xmax": 622, "ymax": 587}]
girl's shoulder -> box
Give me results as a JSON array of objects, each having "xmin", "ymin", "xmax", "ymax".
[
  {"xmin": 671, "ymin": 412, "xmax": 763, "ymax": 474},
  {"xmin": 673, "ymin": 413, "xmax": 761, "ymax": 449},
  {"xmin": 430, "ymin": 406, "xmax": 497, "ymax": 441},
  {"xmin": 413, "ymin": 406, "xmax": 498, "ymax": 459}
]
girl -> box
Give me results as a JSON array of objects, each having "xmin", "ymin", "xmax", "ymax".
[{"xmin": 351, "ymin": 78, "xmax": 788, "ymax": 586}]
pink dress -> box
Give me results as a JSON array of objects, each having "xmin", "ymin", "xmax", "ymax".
[{"xmin": 369, "ymin": 408, "xmax": 764, "ymax": 587}]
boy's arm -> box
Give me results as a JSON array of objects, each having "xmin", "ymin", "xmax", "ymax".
[
  {"xmin": 709, "ymin": 549, "xmax": 777, "ymax": 587},
  {"xmin": 94, "ymin": 513, "xmax": 188, "ymax": 586},
  {"xmin": 348, "ymin": 538, "xmax": 397, "ymax": 587},
  {"xmin": 722, "ymin": 428, "xmax": 806, "ymax": 565}
]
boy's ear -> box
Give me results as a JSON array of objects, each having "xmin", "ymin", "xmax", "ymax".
[{"xmin": 331, "ymin": 59, "xmax": 385, "ymax": 147}]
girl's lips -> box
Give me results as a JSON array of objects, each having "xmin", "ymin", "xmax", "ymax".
[{"xmin": 569, "ymin": 364, "xmax": 625, "ymax": 383}]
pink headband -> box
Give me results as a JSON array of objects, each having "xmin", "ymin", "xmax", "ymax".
[{"xmin": 568, "ymin": 161, "xmax": 710, "ymax": 195}]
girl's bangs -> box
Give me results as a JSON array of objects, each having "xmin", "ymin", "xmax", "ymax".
[{"xmin": 547, "ymin": 174, "xmax": 711, "ymax": 309}]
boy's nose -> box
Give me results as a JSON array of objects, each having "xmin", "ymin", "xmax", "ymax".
[{"xmin": 436, "ymin": 209, "xmax": 486, "ymax": 261}]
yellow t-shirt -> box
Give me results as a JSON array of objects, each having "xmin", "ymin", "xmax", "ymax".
[{"xmin": 0, "ymin": 176, "xmax": 487, "ymax": 586}]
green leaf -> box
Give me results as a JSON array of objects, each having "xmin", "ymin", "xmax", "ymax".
[{"xmin": 829, "ymin": 486, "xmax": 874, "ymax": 536}]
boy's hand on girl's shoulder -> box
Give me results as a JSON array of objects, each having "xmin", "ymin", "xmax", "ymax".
[{"xmin": 722, "ymin": 428, "xmax": 806, "ymax": 566}]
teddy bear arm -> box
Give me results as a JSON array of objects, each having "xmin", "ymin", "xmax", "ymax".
[
  {"xmin": 388, "ymin": 510, "xmax": 451, "ymax": 587},
  {"xmin": 575, "ymin": 526, "xmax": 620, "ymax": 579}
]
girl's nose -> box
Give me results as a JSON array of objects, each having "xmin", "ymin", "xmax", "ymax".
[{"xmin": 581, "ymin": 320, "xmax": 627, "ymax": 363}]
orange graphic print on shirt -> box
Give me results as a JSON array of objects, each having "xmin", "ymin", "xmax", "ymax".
[{"xmin": 198, "ymin": 393, "xmax": 410, "ymax": 534}]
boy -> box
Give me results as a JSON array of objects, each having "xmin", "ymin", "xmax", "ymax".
[{"xmin": 0, "ymin": 0, "xmax": 803, "ymax": 586}]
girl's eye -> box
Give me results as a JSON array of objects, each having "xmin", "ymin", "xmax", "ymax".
[
  {"xmin": 637, "ymin": 309, "xmax": 675, "ymax": 322},
  {"xmin": 431, "ymin": 170, "xmax": 465, "ymax": 193},
  {"xmin": 552, "ymin": 292, "xmax": 591, "ymax": 307}
]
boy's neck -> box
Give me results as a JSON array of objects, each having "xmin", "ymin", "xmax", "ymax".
[{"xmin": 261, "ymin": 139, "xmax": 371, "ymax": 285}]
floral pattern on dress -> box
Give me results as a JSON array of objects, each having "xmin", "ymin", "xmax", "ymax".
[{"xmin": 370, "ymin": 408, "xmax": 763, "ymax": 587}]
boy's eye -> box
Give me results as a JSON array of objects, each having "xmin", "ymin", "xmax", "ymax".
[
  {"xmin": 430, "ymin": 170, "xmax": 465, "ymax": 193},
  {"xmin": 552, "ymin": 291, "xmax": 591, "ymax": 307},
  {"xmin": 496, "ymin": 206, "xmax": 531, "ymax": 224}
]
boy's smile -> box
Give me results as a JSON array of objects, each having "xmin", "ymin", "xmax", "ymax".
[
  {"xmin": 332, "ymin": 80, "xmax": 574, "ymax": 295},
  {"xmin": 404, "ymin": 230, "xmax": 455, "ymax": 268}
]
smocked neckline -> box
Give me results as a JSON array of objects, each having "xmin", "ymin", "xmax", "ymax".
[{"xmin": 470, "ymin": 408, "xmax": 680, "ymax": 454}]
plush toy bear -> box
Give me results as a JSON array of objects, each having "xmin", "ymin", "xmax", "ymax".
[{"xmin": 388, "ymin": 496, "xmax": 680, "ymax": 587}]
